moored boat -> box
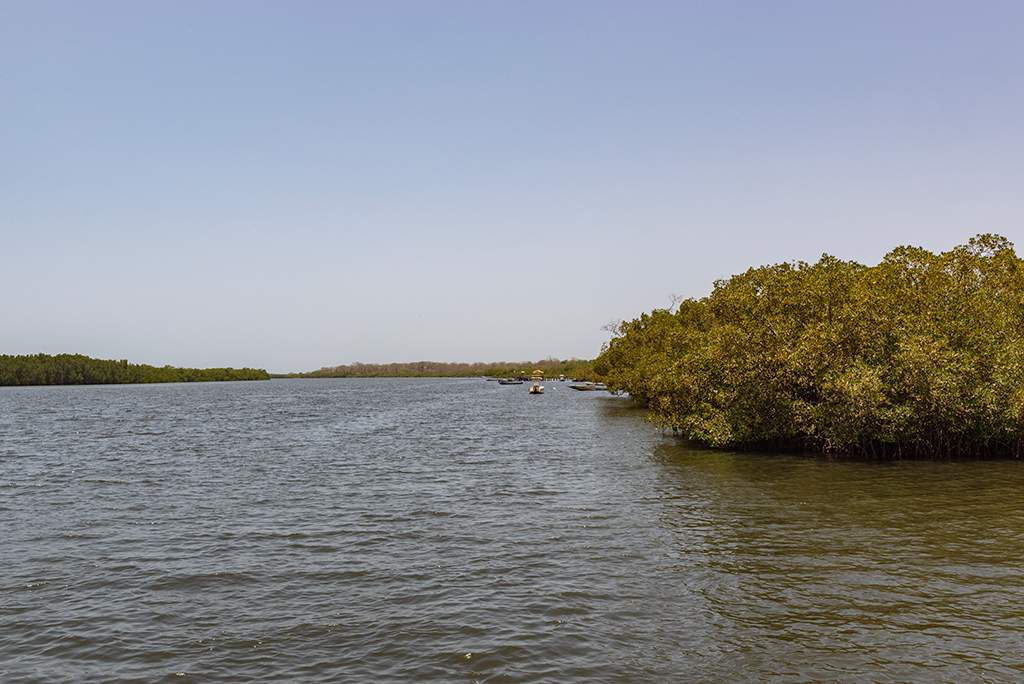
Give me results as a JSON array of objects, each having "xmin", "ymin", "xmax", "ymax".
[{"xmin": 567, "ymin": 382, "xmax": 607, "ymax": 391}]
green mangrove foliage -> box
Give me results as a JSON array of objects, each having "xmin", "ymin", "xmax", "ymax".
[
  {"xmin": 0, "ymin": 354, "xmax": 271, "ymax": 386},
  {"xmin": 594, "ymin": 234, "xmax": 1024, "ymax": 458}
]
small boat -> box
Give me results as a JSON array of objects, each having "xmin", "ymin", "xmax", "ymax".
[
  {"xmin": 529, "ymin": 383, "xmax": 544, "ymax": 394},
  {"xmin": 499, "ymin": 379, "xmax": 524, "ymax": 385},
  {"xmin": 567, "ymin": 382, "xmax": 607, "ymax": 391}
]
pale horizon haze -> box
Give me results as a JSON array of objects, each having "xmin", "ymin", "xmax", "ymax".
[{"xmin": 3, "ymin": 1, "xmax": 1023, "ymax": 374}]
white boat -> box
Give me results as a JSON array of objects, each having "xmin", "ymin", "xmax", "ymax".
[{"xmin": 529, "ymin": 383, "xmax": 544, "ymax": 394}]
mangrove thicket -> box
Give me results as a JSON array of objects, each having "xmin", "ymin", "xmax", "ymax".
[{"xmin": 593, "ymin": 234, "xmax": 1024, "ymax": 458}]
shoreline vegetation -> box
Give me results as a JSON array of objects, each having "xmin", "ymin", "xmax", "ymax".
[
  {"xmin": 276, "ymin": 358, "xmax": 595, "ymax": 379},
  {"xmin": 0, "ymin": 354, "xmax": 596, "ymax": 386},
  {"xmin": 0, "ymin": 354, "xmax": 271, "ymax": 386},
  {"xmin": 592, "ymin": 234, "xmax": 1024, "ymax": 459}
]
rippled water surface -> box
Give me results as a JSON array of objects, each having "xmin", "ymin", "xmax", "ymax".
[{"xmin": 2, "ymin": 378, "xmax": 1023, "ymax": 683}]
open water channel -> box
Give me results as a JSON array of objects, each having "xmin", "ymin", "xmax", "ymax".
[{"xmin": 2, "ymin": 377, "xmax": 1023, "ymax": 683}]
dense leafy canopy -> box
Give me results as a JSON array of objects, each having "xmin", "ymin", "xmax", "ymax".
[
  {"xmin": 0, "ymin": 354, "xmax": 270, "ymax": 386},
  {"xmin": 594, "ymin": 235, "xmax": 1024, "ymax": 458}
]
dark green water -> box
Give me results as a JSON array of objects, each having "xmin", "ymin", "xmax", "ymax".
[{"xmin": 2, "ymin": 378, "xmax": 1022, "ymax": 682}]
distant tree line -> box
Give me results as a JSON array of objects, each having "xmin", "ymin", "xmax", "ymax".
[
  {"xmin": 0, "ymin": 353, "xmax": 271, "ymax": 386},
  {"xmin": 593, "ymin": 234, "xmax": 1024, "ymax": 459},
  {"xmin": 288, "ymin": 357, "xmax": 593, "ymax": 379}
]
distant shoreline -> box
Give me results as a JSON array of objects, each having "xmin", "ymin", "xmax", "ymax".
[
  {"xmin": 0, "ymin": 354, "xmax": 595, "ymax": 386},
  {"xmin": 273, "ymin": 358, "xmax": 594, "ymax": 380},
  {"xmin": 0, "ymin": 353, "xmax": 270, "ymax": 386}
]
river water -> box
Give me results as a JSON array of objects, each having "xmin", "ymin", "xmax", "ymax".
[{"xmin": 2, "ymin": 378, "xmax": 1022, "ymax": 683}]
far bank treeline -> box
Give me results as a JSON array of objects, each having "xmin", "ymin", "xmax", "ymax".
[
  {"xmin": 285, "ymin": 358, "xmax": 594, "ymax": 379},
  {"xmin": 593, "ymin": 234, "xmax": 1024, "ymax": 458},
  {"xmin": 0, "ymin": 354, "xmax": 595, "ymax": 386},
  {"xmin": 0, "ymin": 354, "xmax": 271, "ymax": 386}
]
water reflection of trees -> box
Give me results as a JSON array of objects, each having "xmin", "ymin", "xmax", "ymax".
[{"xmin": 639, "ymin": 444, "xmax": 1024, "ymax": 682}]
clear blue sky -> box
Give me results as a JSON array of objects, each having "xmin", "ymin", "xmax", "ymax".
[{"xmin": 3, "ymin": 1, "xmax": 1023, "ymax": 373}]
